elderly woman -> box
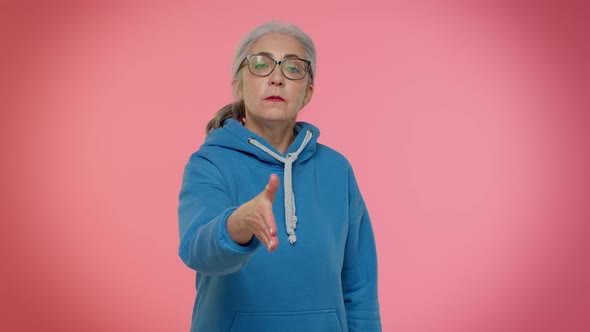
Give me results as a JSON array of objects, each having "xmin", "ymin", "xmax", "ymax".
[{"xmin": 178, "ymin": 21, "xmax": 382, "ymax": 331}]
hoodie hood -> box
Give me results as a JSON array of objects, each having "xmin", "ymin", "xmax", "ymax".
[{"xmin": 203, "ymin": 118, "xmax": 321, "ymax": 244}]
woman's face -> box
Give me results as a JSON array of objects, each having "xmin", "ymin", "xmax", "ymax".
[{"xmin": 237, "ymin": 33, "xmax": 313, "ymax": 130}]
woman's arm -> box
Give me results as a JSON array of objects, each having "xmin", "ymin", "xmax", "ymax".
[{"xmin": 178, "ymin": 156, "xmax": 260, "ymax": 276}]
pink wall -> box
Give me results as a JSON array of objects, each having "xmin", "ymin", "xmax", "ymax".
[{"xmin": 2, "ymin": 1, "xmax": 589, "ymax": 331}]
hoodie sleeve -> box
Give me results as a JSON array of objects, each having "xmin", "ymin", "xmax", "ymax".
[
  {"xmin": 178, "ymin": 154, "xmax": 261, "ymax": 276},
  {"xmin": 342, "ymin": 167, "xmax": 382, "ymax": 331}
]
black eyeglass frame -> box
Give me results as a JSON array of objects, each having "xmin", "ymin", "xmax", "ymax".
[{"xmin": 240, "ymin": 54, "xmax": 312, "ymax": 81}]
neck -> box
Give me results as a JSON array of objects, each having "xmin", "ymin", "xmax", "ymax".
[{"xmin": 244, "ymin": 120, "xmax": 295, "ymax": 154}]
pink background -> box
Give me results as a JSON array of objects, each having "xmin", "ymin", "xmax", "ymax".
[{"xmin": 2, "ymin": 1, "xmax": 589, "ymax": 331}]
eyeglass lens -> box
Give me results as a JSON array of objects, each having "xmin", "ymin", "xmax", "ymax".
[{"xmin": 247, "ymin": 55, "xmax": 308, "ymax": 80}]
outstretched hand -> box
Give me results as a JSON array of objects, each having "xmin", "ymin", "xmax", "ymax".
[{"xmin": 227, "ymin": 174, "xmax": 280, "ymax": 252}]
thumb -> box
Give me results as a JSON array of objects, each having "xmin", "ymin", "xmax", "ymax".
[{"xmin": 263, "ymin": 174, "xmax": 279, "ymax": 202}]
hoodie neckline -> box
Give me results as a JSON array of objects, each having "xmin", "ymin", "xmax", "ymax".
[{"xmin": 208, "ymin": 118, "xmax": 319, "ymax": 167}]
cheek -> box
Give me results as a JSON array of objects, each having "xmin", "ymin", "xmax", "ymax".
[
  {"xmin": 241, "ymin": 79, "xmax": 261, "ymax": 101},
  {"xmin": 241, "ymin": 82, "xmax": 261, "ymax": 112},
  {"xmin": 239, "ymin": 84, "xmax": 251, "ymax": 104},
  {"xmin": 238, "ymin": 73, "xmax": 255, "ymax": 98},
  {"xmin": 296, "ymin": 88, "xmax": 309, "ymax": 106}
]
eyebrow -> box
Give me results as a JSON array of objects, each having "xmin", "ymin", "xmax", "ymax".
[{"xmin": 257, "ymin": 51, "xmax": 304, "ymax": 60}]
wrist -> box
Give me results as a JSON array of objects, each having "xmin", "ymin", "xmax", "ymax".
[{"xmin": 227, "ymin": 211, "xmax": 253, "ymax": 245}]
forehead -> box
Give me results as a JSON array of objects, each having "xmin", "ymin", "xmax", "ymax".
[{"xmin": 248, "ymin": 33, "xmax": 306, "ymax": 59}]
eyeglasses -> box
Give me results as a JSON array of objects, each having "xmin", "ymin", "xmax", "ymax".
[{"xmin": 241, "ymin": 54, "xmax": 311, "ymax": 80}]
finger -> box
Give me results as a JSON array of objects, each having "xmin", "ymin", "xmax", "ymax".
[
  {"xmin": 253, "ymin": 231, "xmax": 269, "ymax": 250},
  {"xmin": 252, "ymin": 222, "xmax": 270, "ymax": 248},
  {"xmin": 252, "ymin": 220, "xmax": 276, "ymax": 252},
  {"xmin": 263, "ymin": 173, "xmax": 279, "ymax": 203},
  {"xmin": 261, "ymin": 201, "xmax": 277, "ymax": 241},
  {"xmin": 267, "ymin": 234, "xmax": 279, "ymax": 252},
  {"xmin": 261, "ymin": 175, "xmax": 279, "ymax": 239}
]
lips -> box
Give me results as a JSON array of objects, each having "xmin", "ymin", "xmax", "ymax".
[{"xmin": 265, "ymin": 95, "xmax": 285, "ymax": 101}]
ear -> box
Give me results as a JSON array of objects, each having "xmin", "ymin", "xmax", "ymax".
[{"xmin": 301, "ymin": 83, "xmax": 314, "ymax": 108}]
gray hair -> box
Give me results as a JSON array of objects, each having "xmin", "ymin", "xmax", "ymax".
[{"xmin": 205, "ymin": 21, "xmax": 317, "ymax": 133}]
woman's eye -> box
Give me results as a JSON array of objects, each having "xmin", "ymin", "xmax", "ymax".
[{"xmin": 255, "ymin": 62, "xmax": 267, "ymax": 69}]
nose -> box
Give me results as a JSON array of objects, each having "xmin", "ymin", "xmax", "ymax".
[{"xmin": 268, "ymin": 64, "xmax": 284, "ymax": 86}]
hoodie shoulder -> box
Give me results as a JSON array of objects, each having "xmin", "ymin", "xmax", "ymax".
[{"xmin": 314, "ymin": 142, "xmax": 354, "ymax": 169}]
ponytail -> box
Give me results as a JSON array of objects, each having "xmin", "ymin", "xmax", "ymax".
[{"xmin": 205, "ymin": 100, "xmax": 245, "ymax": 134}]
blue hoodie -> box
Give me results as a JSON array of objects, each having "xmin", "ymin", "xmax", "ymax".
[{"xmin": 178, "ymin": 119, "xmax": 381, "ymax": 331}]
